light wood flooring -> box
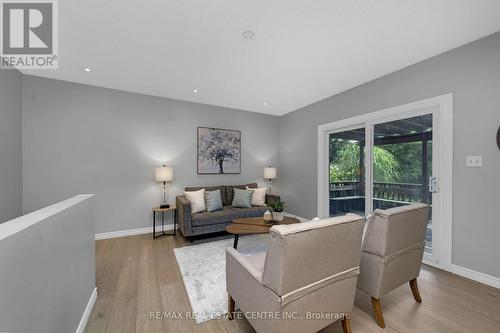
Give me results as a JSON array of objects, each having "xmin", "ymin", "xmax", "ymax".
[{"xmin": 85, "ymin": 233, "xmax": 500, "ymax": 333}]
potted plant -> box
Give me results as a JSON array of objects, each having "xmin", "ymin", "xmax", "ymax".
[{"xmin": 268, "ymin": 200, "xmax": 285, "ymax": 222}]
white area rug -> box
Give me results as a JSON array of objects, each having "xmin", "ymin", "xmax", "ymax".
[{"xmin": 174, "ymin": 235, "xmax": 268, "ymax": 323}]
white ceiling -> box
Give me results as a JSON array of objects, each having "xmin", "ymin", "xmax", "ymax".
[{"xmin": 22, "ymin": 0, "xmax": 500, "ymax": 116}]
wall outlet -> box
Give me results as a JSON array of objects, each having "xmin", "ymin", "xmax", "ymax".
[{"xmin": 465, "ymin": 156, "xmax": 482, "ymax": 167}]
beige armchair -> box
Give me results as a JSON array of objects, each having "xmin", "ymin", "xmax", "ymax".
[
  {"xmin": 357, "ymin": 203, "xmax": 430, "ymax": 328},
  {"xmin": 226, "ymin": 214, "xmax": 364, "ymax": 333}
]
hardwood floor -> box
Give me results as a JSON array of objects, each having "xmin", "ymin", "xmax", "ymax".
[{"xmin": 85, "ymin": 233, "xmax": 500, "ymax": 333}]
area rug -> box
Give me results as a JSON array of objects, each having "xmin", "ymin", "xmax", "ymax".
[{"xmin": 174, "ymin": 235, "xmax": 268, "ymax": 323}]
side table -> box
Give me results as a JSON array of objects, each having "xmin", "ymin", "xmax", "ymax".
[{"xmin": 152, "ymin": 206, "xmax": 176, "ymax": 238}]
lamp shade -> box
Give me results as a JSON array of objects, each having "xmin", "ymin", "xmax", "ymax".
[
  {"xmin": 263, "ymin": 166, "xmax": 277, "ymax": 179},
  {"xmin": 155, "ymin": 165, "xmax": 173, "ymax": 182}
]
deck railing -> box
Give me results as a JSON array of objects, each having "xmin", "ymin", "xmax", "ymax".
[
  {"xmin": 329, "ymin": 180, "xmax": 429, "ymax": 213},
  {"xmin": 329, "ymin": 181, "xmax": 433, "ymax": 253}
]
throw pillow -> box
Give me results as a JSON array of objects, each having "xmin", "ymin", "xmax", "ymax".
[
  {"xmin": 246, "ymin": 186, "xmax": 267, "ymax": 206},
  {"xmin": 184, "ymin": 189, "xmax": 206, "ymax": 213},
  {"xmin": 204, "ymin": 189, "xmax": 223, "ymax": 212},
  {"xmin": 231, "ymin": 188, "xmax": 253, "ymax": 208}
]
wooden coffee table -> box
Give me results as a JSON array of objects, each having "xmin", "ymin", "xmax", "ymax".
[{"xmin": 226, "ymin": 216, "xmax": 300, "ymax": 249}]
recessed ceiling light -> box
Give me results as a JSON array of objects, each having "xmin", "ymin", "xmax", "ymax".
[
  {"xmin": 242, "ymin": 31, "xmax": 255, "ymax": 39},
  {"xmin": 193, "ymin": 89, "xmax": 198, "ymax": 93},
  {"xmin": 83, "ymin": 67, "xmax": 92, "ymax": 72},
  {"xmin": 263, "ymin": 102, "xmax": 268, "ymax": 106}
]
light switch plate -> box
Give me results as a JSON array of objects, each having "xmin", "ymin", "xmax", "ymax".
[{"xmin": 465, "ymin": 156, "xmax": 482, "ymax": 167}]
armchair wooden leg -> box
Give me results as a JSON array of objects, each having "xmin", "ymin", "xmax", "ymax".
[
  {"xmin": 228, "ymin": 294, "xmax": 235, "ymax": 320},
  {"xmin": 371, "ymin": 297, "xmax": 386, "ymax": 328},
  {"xmin": 341, "ymin": 318, "xmax": 352, "ymax": 333},
  {"xmin": 409, "ymin": 278, "xmax": 422, "ymax": 303}
]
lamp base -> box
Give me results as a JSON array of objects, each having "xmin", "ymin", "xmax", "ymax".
[{"xmin": 160, "ymin": 204, "xmax": 170, "ymax": 209}]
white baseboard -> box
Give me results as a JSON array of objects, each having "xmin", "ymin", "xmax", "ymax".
[
  {"xmin": 423, "ymin": 258, "xmax": 500, "ymax": 290},
  {"xmin": 95, "ymin": 225, "xmax": 174, "ymax": 240},
  {"xmin": 76, "ymin": 287, "xmax": 97, "ymax": 333},
  {"xmin": 96, "ymin": 215, "xmax": 306, "ymax": 240},
  {"xmin": 449, "ymin": 264, "xmax": 500, "ymax": 290}
]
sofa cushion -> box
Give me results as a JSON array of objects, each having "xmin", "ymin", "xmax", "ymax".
[
  {"xmin": 185, "ymin": 185, "xmax": 226, "ymax": 205},
  {"xmin": 204, "ymin": 189, "xmax": 223, "ymax": 212},
  {"xmin": 232, "ymin": 188, "xmax": 253, "ymax": 208},
  {"xmin": 184, "ymin": 189, "xmax": 206, "ymax": 213},
  {"xmin": 191, "ymin": 206, "xmax": 268, "ymax": 227},
  {"xmin": 247, "ymin": 186, "xmax": 267, "ymax": 206},
  {"xmin": 226, "ymin": 183, "xmax": 257, "ymax": 206}
]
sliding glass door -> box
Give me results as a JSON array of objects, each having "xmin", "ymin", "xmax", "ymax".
[
  {"xmin": 325, "ymin": 114, "xmax": 437, "ymax": 256},
  {"xmin": 328, "ymin": 127, "xmax": 366, "ymax": 216},
  {"xmin": 320, "ymin": 95, "xmax": 453, "ymax": 265},
  {"xmin": 372, "ymin": 114, "xmax": 433, "ymax": 254}
]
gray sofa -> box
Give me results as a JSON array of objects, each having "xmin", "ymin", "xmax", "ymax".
[{"xmin": 176, "ymin": 183, "xmax": 280, "ymax": 238}]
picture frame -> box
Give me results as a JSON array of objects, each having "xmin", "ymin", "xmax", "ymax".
[{"xmin": 197, "ymin": 127, "xmax": 241, "ymax": 174}]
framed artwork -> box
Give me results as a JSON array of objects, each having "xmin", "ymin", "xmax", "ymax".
[
  {"xmin": 497, "ymin": 125, "xmax": 500, "ymax": 150},
  {"xmin": 197, "ymin": 127, "xmax": 241, "ymax": 174}
]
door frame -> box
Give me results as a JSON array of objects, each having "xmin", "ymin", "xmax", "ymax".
[{"xmin": 317, "ymin": 94, "xmax": 453, "ymax": 268}]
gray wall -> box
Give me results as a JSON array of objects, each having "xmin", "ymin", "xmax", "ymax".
[
  {"xmin": 0, "ymin": 195, "xmax": 95, "ymax": 333},
  {"xmin": 22, "ymin": 76, "xmax": 280, "ymax": 234},
  {"xmin": 0, "ymin": 69, "xmax": 23, "ymax": 223},
  {"xmin": 280, "ymin": 32, "xmax": 500, "ymax": 278}
]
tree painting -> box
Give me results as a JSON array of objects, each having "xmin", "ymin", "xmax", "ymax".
[{"xmin": 197, "ymin": 127, "xmax": 241, "ymax": 174}]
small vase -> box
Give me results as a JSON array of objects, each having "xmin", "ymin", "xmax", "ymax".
[
  {"xmin": 263, "ymin": 210, "xmax": 272, "ymax": 222},
  {"xmin": 273, "ymin": 211, "xmax": 284, "ymax": 222}
]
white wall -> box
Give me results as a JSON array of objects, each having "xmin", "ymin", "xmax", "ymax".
[
  {"xmin": 0, "ymin": 69, "xmax": 23, "ymax": 223},
  {"xmin": 0, "ymin": 195, "xmax": 95, "ymax": 333},
  {"xmin": 22, "ymin": 77, "xmax": 280, "ymax": 233},
  {"xmin": 279, "ymin": 32, "xmax": 500, "ymax": 279}
]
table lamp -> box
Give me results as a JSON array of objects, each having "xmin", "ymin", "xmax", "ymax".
[
  {"xmin": 155, "ymin": 165, "xmax": 173, "ymax": 208},
  {"xmin": 263, "ymin": 166, "xmax": 277, "ymax": 194}
]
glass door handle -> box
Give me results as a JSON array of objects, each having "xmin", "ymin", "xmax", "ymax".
[{"xmin": 429, "ymin": 176, "xmax": 439, "ymax": 193}]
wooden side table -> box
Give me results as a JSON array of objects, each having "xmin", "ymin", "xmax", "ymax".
[{"xmin": 152, "ymin": 206, "xmax": 176, "ymax": 238}]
